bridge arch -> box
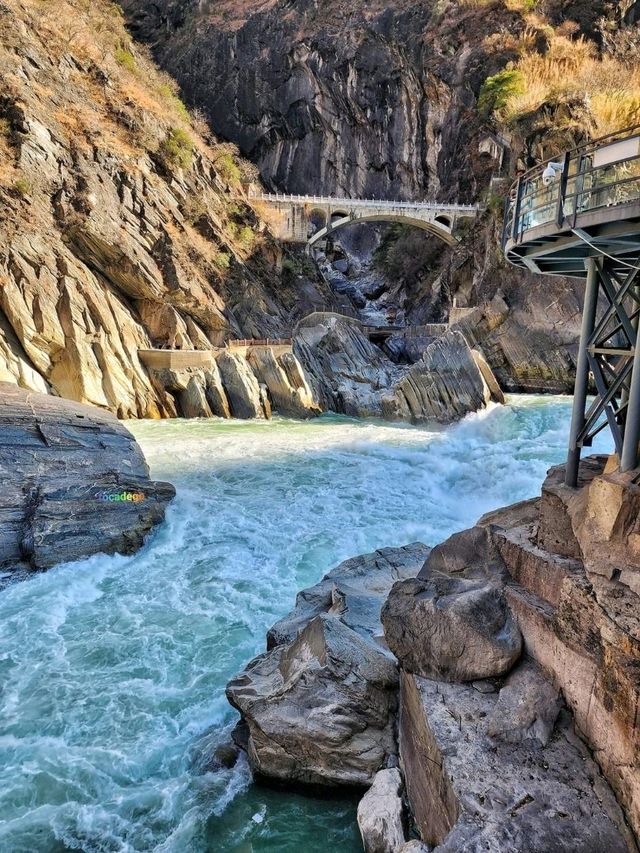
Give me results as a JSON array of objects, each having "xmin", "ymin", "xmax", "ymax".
[{"xmin": 308, "ymin": 213, "xmax": 457, "ymax": 248}]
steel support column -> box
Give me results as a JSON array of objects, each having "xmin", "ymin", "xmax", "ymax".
[
  {"xmin": 621, "ymin": 307, "xmax": 640, "ymax": 471},
  {"xmin": 566, "ymin": 258, "xmax": 600, "ymax": 487}
]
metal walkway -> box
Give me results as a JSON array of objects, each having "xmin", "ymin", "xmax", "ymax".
[{"xmin": 502, "ymin": 125, "xmax": 640, "ymax": 485}]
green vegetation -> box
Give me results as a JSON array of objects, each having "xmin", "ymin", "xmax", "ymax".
[
  {"xmin": 478, "ymin": 70, "xmax": 524, "ymax": 119},
  {"xmin": 213, "ymin": 251, "xmax": 231, "ymax": 270},
  {"xmin": 0, "ymin": 118, "xmax": 11, "ymax": 138},
  {"xmin": 114, "ymin": 47, "xmax": 136, "ymax": 72},
  {"xmin": 158, "ymin": 84, "xmax": 190, "ymax": 122},
  {"xmin": 159, "ymin": 127, "xmax": 193, "ymax": 171},
  {"xmin": 13, "ymin": 177, "xmax": 31, "ymax": 198},
  {"xmin": 215, "ymin": 152, "xmax": 241, "ymax": 184}
]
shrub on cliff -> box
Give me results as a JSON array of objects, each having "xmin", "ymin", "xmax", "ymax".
[
  {"xmin": 478, "ymin": 69, "xmax": 524, "ymax": 118},
  {"xmin": 159, "ymin": 127, "xmax": 193, "ymax": 171}
]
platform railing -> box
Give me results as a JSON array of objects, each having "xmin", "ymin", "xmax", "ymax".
[{"xmin": 503, "ymin": 124, "xmax": 640, "ymax": 248}]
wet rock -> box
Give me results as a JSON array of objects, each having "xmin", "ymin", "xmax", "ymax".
[
  {"xmin": 382, "ymin": 573, "xmax": 522, "ymax": 682},
  {"xmin": 357, "ymin": 768, "xmax": 406, "ymax": 853},
  {"xmin": 0, "ymin": 383, "xmax": 174, "ymax": 572},
  {"xmin": 294, "ymin": 318, "xmax": 500, "ymax": 424},
  {"xmin": 227, "ymin": 544, "xmax": 428, "ymax": 787},
  {"xmin": 226, "ymin": 614, "xmax": 399, "ymax": 787},
  {"xmin": 267, "ymin": 542, "xmax": 430, "ymax": 650}
]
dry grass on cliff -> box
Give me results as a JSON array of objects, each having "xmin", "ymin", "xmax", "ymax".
[{"xmin": 492, "ymin": 25, "xmax": 640, "ymax": 135}]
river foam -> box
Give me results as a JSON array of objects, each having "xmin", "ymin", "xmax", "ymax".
[{"xmin": 0, "ymin": 397, "xmax": 611, "ymax": 852}]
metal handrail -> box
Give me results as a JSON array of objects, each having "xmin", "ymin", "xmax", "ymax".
[{"xmin": 248, "ymin": 191, "xmax": 481, "ymax": 213}]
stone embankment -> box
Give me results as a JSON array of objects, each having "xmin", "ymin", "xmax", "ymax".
[
  {"xmin": 225, "ymin": 453, "xmax": 640, "ymax": 852},
  {"xmin": 0, "ymin": 384, "xmax": 174, "ymax": 578}
]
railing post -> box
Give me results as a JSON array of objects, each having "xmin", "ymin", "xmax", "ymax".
[
  {"xmin": 621, "ymin": 286, "xmax": 640, "ymax": 471},
  {"xmin": 566, "ymin": 257, "xmax": 600, "ymax": 487},
  {"xmin": 556, "ymin": 150, "xmax": 571, "ymax": 228},
  {"xmin": 512, "ymin": 176, "xmax": 522, "ymax": 242}
]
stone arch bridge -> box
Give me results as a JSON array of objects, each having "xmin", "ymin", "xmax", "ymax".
[{"xmin": 248, "ymin": 192, "xmax": 481, "ymax": 247}]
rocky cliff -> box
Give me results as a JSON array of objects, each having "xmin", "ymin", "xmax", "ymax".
[
  {"xmin": 0, "ymin": 0, "xmax": 333, "ymax": 419},
  {"xmin": 0, "ymin": 383, "xmax": 174, "ymax": 579}
]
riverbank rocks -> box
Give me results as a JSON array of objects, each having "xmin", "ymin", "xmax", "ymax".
[
  {"xmin": 267, "ymin": 542, "xmax": 431, "ymax": 649},
  {"xmin": 487, "ymin": 658, "xmax": 561, "ymax": 747},
  {"xmin": 389, "ymin": 454, "xmax": 640, "ymax": 845},
  {"xmin": 226, "ymin": 543, "xmax": 429, "ymax": 786},
  {"xmin": 381, "ymin": 572, "xmax": 522, "ymax": 682},
  {"xmin": 0, "ymin": 384, "xmax": 174, "ymax": 574},
  {"xmin": 400, "ymin": 672, "xmax": 632, "ymax": 852},
  {"xmin": 294, "ymin": 316, "xmax": 501, "ymax": 424},
  {"xmin": 357, "ymin": 769, "xmax": 406, "ymax": 853},
  {"xmin": 226, "ymin": 614, "xmax": 398, "ymax": 786}
]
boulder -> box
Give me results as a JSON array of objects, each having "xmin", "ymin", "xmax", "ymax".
[
  {"xmin": 0, "ymin": 383, "xmax": 175, "ymax": 573},
  {"xmin": 382, "ymin": 572, "xmax": 522, "ymax": 682},
  {"xmin": 227, "ymin": 544, "xmax": 428, "ymax": 787},
  {"xmin": 357, "ymin": 769, "xmax": 406, "ymax": 853},
  {"xmin": 226, "ymin": 614, "xmax": 399, "ymax": 786},
  {"xmin": 487, "ymin": 658, "xmax": 561, "ymax": 747},
  {"xmin": 267, "ymin": 542, "xmax": 430, "ymax": 649},
  {"xmin": 248, "ymin": 347, "xmax": 321, "ymax": 418}
]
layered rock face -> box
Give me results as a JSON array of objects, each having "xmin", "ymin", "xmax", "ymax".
[
  {"xmin": 294, "ymin": 315, "xmax": 501, "ymax": 422},
  {"xmin": 0, "ymin": 0, "xmax": 334, "ymax": 419},
  {"xmin": 226, "ymin": 543, "xmax": 429, "ymax": 786},
  {"xmin": 0, "ymin": 384, "xmax": 174, "ymax": 575},
  {"xmin": 121, "ymin": 0, "xmax": 486, "ymax": 200},
  {"xmin": 383, "ymin": 455, "xmax": 640, "ymax": 848}
]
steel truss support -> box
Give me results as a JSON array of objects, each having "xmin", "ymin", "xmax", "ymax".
[{"xmin": 565, "ymin": 256, "xmax": 640, "ymax": 486}]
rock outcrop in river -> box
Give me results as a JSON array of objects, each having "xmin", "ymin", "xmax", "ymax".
[
  {"xmin": 226, "ymin": 543, "xmax": 430, "ymax": 785},
  {"xmin": 294, "ymin": 315, "xmax": 502, "ymax": 423},
  {"xmin": 0, "ymin": 384, "xmax": 174, "ymax": 576}
]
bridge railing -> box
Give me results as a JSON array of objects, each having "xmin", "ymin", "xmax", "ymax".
[
  {"xmin": 247, "ymin": 190, "xmax": 481, "ymax": 213},
  {"xmin": 503, "ymin": 124, "xmax": 640, "ymax": 248}
]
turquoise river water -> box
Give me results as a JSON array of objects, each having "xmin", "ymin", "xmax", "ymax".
[{"xmin": 0, "ymin": 396, "xmax": 611, "ymax": 852}]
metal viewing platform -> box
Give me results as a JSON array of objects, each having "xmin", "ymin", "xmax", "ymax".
[{"xmin": 502, "ymin": 125, "xmax": 640, "ymax": 485}]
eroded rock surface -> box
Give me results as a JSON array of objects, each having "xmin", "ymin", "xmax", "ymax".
[
  {"xmin": 382, "ymin": 572, "xmax": 522, "ymax": 682},
  {"xmin": 357, "ymin": 768, "xmax": 406, "ymax": 853},
  {"xmin": 400, "ymin": 671, "xmax": 632, "ymax": 852},
  {"xmin": 396, "ymin": 455, "xmax": 640, "ymax": 843},
  {"xmin": 226, "ymin": 614, "xmax": 399, "ymax": 786},
  {"xmin": 0, "ymin": 384, "xmax": 174, "ymax": 574}
]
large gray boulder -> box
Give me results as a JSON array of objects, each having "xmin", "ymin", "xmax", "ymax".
[
  {"xmin": 382, "ymin": 572, "xmax": 522, "ymax": 682},
  {"xmin": 226, "ymin": 614, "xmax": 399, "ymax": 786},
  {"xmin": 227, "ymin": 544, "xmax": 429, "ymax": 786},
  {"xmin": 357, "ymin": 769, "xmax": 406, "ymax": 853},
  {"xmin": 0, "ymin": 383, "xmax": 175, "ymax": 573},
  {"xmin": 267, "ymin": 542, "xmax": 431, "ymax": 649}
]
